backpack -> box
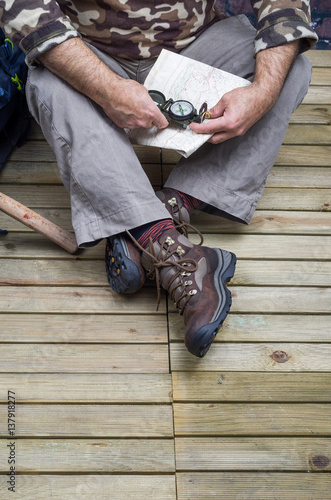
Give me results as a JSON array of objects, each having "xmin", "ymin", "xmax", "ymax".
[{"xmin": 0, "ymin": 28, "xmax": 31, "ymax": 171}]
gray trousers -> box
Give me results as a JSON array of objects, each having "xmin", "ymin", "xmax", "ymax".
[{"xmin": 26, "ymin": 15, "xmax": 312, "ymax": 248}]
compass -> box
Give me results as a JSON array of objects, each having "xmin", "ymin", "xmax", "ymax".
[
  {"xmin": 168, "ymin": 100, "xmax": 196, "ymax": 122},
  {"xmin": 148, "ymin": 90, "xmax": 209, "ymax": 129}
]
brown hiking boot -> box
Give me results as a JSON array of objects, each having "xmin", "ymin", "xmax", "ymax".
[
  {"xmin": 105, "ymin": 234, "xmax": 145, "ymax": 294},
  {"xmin": 106, "ymin": 189, "xmax": 202, "ymax": 294},
  {"xmin": 155, "ymin": 188, "xmax": 203, "ymax": 243},
  {"xmin": 134, "ymin": 228, "xmax": 236, "ymax": 357},
  {"xmin": 155, "ymin": 188, "xmax": 191, "ymax": 225}
]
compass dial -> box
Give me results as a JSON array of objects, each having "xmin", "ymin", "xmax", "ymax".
[{"xmin": 169, "ymin": 100, "xmax": 195, "ymax": 120}]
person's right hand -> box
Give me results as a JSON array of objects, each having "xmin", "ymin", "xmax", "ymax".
[
  {"xmin": 39, "ymin": 38, "xmax": 168, "ymax": 131},
  {"xmin": 102, "ymin": 78, "xmax": 169, "ymax": 130}
]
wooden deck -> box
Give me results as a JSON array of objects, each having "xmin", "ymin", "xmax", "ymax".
[{"xmin": 0, "ymin": 50, "xmax": 331, "ymax": 499}]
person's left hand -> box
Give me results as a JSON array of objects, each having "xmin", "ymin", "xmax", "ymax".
[{"xmin": 189, "ymin": 83, "xmax": 276, "ymax": 144}]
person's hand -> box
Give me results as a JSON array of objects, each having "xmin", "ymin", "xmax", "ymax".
[
  {"xmin": 189, "ymin": 40, "xmax": 300, "ymax": 144},
  {"xmin": 189, "ymin": 83, "xmax": 275, "ymax": 144},
  {"xmin": 39, "ymin": 38, "xmax": 168, "ymax": 131},
  {"xmin": 103, "ymin": 78, "xmax": 169, "ymax": 130}
]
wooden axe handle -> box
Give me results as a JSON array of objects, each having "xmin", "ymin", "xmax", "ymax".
[{"xmin": 0, "ymin": 192, "xmax": 78, "ymax": 254}]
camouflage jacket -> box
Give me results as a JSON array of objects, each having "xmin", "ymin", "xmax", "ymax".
[{"xmin": 0, "ymin": 0, "xmax": 318, "ymax": 65}]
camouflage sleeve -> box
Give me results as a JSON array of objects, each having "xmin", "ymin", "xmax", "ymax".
[
  {"xmin": 0, "ymin": 0, "xmax": 80, "ymax": 65},
  {"xmin": 250, "ymin": 0, "xmax": 318, "ymax": 55}
]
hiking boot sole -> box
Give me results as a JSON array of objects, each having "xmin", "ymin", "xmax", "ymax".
[
  {"xmin": 186, "ymin": 248, "xmax": 237, "ymax": 358},
  {"xmin": 105, "ymin": 235, "xmax": 144, "ymax": 294}
]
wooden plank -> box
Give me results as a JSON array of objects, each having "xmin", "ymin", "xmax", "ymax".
[
  {"xmin": 0, "ymin": 161, "xmax": 162, "ymax": 185},
  {"xmin": 274, "ymin": 145, "xmax": 331, "ymax": 166},
  {"xmin": 177, "ymin": 472, "xmax": 331, "ymax": 500},
  {"xmin": 2, "ymin": 233, "xmax": 331, "ymax": 261},
  {"xmin": 172, "ymin": 372, "xmax": 331, "ymax": 402},
  {"xmin": 0, "ymin": 208, "xmax": 74, "ymax": 231},
  {"xmin": 5, "ymin": 285, "xmax": 331, "ymax": 315},
  {"xmin": 8, "ymin": 129, "xmax": 331, "ymax": 172},
  {"xmin": 0, "ymin": 344, "xmax": 169, "ymax": 373},
  {"xmin": 266, "ymin": 166, "xmax": 331, "ymax": 188},
  {"xmin": 0, "ymin": 439, "xmax": 175, "ymax": 472},
  {"xmin": 175, "ymin": 437, "xmax": 331, "ymax": 471},
  {"xmin": 193, "ymin": 234, "xmax": 331, "ymax": 259},
  {"xmin": 161, "ymin": 145, "xmax": 331, "ymax": 166},
  {"xmin": 170, "ymin": 343, "xmax": 331, "ymax": 372},
  {"xmin": 229, "ymin": 286, "xmax": 331, "ymax": 314},
  {"xmin": 0, "ymin": 373, "xmax": 172, "ymax": 403},
  {"xmin": 170, "ymin": 313, "xmax": 331, "ymax": 342},
  {"xmin": 1, "ymin": 209, "xmax": 331, "ymax": 237},
  {"xmin": 311, "ymin": 67, "xmax": 331, "ymax": 86},
  {"xmin": 0, "ymin": 162, "xmax": 62, "ymax": 184},
  {"xmin": 303, "ymin": 86, "xmax": 331, "ymax": 104},
  {"xmin": 0, "ymin": 233, "xmax": 101, "ymax": 259},
  {"xmin": 0, "ymin": 475, "xmax": 176, "ymax": 500},
  {"xmin": 0, "ymin": 259, "xmax": 107, "ymax": 286},
  {"xmin": 2, "ymin": 185, "xmax": 331, "ymax": 211},
  {"xmin": 0, "ymin": 286, "xmax": 164, "ymax": 314},
  {"xmin": 9, "ymin": 141, "xmax": 57, "ymax": 162},
  {"xmin": 3, "ymin": 258, "xmax": 331, "ymax": 287},
  {"xmin": 0, "ymin": 404, "xmax": 173, "ymax": 437},
  {"xmin": 283, "ymin": 125, "xmax": 331, "ymax": 145},
  {"xmin": 290, "ymin": 104, "xmax": 331, "ymax": 124},
  {"xmin": 231, "ymin": 260, "xmax": 331, "ymax": 286},
  {"xmin": 169, "ymin": 286, "xmax": 331, "ymax": 314},
  {"xmin": 306, "ymin": 50, "xmax": 331, "ymax": 67},
  {"xmin": 0, "ymin": 313, "xmax": 167, "ymax": 343},
  {"xmin": 257, "ymin": 187, "xmax": 331, "ymax": 211},
  {"xmin": 5, "ymin": 208, "xmax": 331, "ymax": 234},
  {"xmin": 0, "ymin": 185, "xmax": 70, "ymax": 208},
  {"xmin": 174, "ymin": 403, "xmax": 331, "ymax": 436},
  {"xmin": 191, "ymin": 211, "xmax": 331, "ymax": 235},
  {"xmin": 27, "ymin": 120, "xmax": 48, "ymax": 140},
  {"xmin": 9, "ymin": 141, "xmax": 164, "ymax": 164}
]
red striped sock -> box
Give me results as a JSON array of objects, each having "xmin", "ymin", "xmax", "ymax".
[
  {"xmin": 173, "ymin": 189, "xmax": 201, "ymax": 212},
  {"xmin": 131, "ymin": 219, "xmax": 175, "ymax": 249}
]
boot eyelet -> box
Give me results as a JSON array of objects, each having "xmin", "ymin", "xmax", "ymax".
[
  {"xmin": 176, "ymin": 245, "xmax": 185, "ymax": 256},
  {"xmin": 189, "ymin": 289, "xmax": 197, "ymax": 296},
  {"xmin": 165, "ymin": 236, "xmax": 175, "ymax": 246},
  {"xmin": 184, "ymin": 280, "xmax": 193, "ymax": 286},
  {"xmin": 168, "ymin": 197, "xmax": 178, "ymax": 207}
]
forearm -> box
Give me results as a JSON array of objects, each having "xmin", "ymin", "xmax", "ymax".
[
  {"xmin": 39, "ymin": 38, "xmax": 121, "ymax": 111},
  {"xmin": 39, "ymin": 37, "xmax": 168, "ymax": 130},
  {"xmin": 252, "ymin": 40, "xmax": 300, "ymax": 109},
  {"xmin": 190, "ymin": 40, "xmax": 301, "ymax": 143}
]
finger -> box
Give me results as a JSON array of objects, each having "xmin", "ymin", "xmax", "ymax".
[
  {"xmin": 189, "ymin": 116, "xmax": 227, "ymax": 135},
  {"xmin": 147, "ymin": 99, "xmax": 169, "ymax": 129},
  {"xmin": 154, "ymin": 111, "xmax": 169, "ymax": 129},
  {"xmin": 208, "ymin": 100, "xmax": 226, "ymax": 118}
]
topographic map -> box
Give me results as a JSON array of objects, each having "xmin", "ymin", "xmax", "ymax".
[{"xmin": 127, "ymin": 50, "xmax": 251, "ymax": 157}]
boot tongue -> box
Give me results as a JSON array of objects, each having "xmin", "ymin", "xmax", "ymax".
[
  {"xmin": 155, "ymin": 190, "xmax": 191, "ymax": 224},
  {"xmin": 141, "ymin": 229, "xmax": 193, "ymax": 272},
  {"xmin": 158, "ymin": 228, "xmax": 194, "ymax": 251}
]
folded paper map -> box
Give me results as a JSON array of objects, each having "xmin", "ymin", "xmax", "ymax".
[{"xmin": 127, "ymin": 49, "xmax": 251, "ymax": 158}]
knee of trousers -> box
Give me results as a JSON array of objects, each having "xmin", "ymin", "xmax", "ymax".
[{"xmin": 283, "ymin": 54, "xmax": 312, "ymax": 112}]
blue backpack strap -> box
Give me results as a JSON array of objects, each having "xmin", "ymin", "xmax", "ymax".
[{"xmin": 0, "ymin": 28, "xmax": 30, "ymax": 171}]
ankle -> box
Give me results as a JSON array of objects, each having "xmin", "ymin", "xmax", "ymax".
[
  {"xmin": 173, "ymin": 189, "xmax": 201, "ymax": 213},
  {"xmin": 130, "ymin": 219, "xmax": 175, "ymax": 249}
]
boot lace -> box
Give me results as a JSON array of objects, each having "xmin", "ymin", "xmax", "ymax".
[
  {"xmin": 126, "ymin": 231, "xmax": 198, "ymax": 312},
  {"xmin": 165, "ymin": 196, "xmax": 204, "ymax": 245}
]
